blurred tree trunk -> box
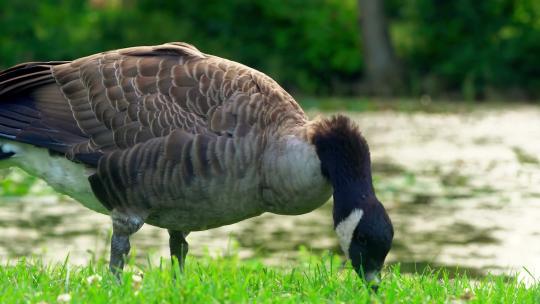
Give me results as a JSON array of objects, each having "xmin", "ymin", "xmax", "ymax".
[{"xmin": 358, "ymin": 0, "xmax": 403, "ymax": 95}]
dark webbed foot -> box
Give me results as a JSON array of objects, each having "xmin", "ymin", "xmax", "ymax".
[
  {"xmin": 109, "ymin": 210, "xmax": 144, "ymax": 277},
  {"xmin": 168, "ymin": 230, "xmax": 189, "ymax": 271}
]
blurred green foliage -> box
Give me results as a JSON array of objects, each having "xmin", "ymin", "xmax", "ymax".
[
  {"xmin": 0, "ymin": 168, "xmax": 51, "ymax": 196},
  {"xmin": 391, "ymin": 0, "xmax": 540, "ymax": 99},
  {"xmin": 1, "ymin": 0, "xmax": 539, "ymax": 98}
]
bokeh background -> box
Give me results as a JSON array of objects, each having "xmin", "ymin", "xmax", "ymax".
[
  {"xmin": 2, "ymin": 0, "xmax": 540, "ymax": 99},
  {"xmin": 1, "ymin": 0, "xmax": 540, "ymax": 282}
]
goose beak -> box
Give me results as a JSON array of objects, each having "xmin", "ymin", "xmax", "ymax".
[{"xmin": 365, "ymin": 271, "xmax": 380, "ymax": 291}]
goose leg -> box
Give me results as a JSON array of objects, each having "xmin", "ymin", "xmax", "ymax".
[
  {"xmin": 168, "ymin": 230, "xmax": 189, "ymax": 270},
  {"xmin": 109, "ymin": 210, "xmax": 144, "ymax": 276}
]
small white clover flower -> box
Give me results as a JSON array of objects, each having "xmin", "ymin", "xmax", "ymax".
[
  {"xmin": 132, "ymin": 273, "xmax": 143, "ymax": 283},
  {"xmin": 56, "ymin": 293, "xmax": 71, "ymax": 303},
  {"xmin": 132, "ymin": 274, "xmax": 143, "ymax": 290},
  {"xmin": 86, "ymin": 274, "xmax": 102, "ymax": 285}
]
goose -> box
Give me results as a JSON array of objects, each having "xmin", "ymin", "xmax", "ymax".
[{"xmin": 0, "ymin": 42, "xmax": 393, "ymax": 284}]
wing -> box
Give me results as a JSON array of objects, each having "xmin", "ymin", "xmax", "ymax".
[
  {"xmin": 53, "ymin": 42, "xmax": 306, "ymax": 161},
  {"xmin": 0, "ymin": 42, "xmax": 306, "ymax": 166},
  {"xmin": 0, "ymin": 42, "xmax": 307, "ymax": 211},
  {"xmin": 89, "ymin": 129, "xmax": 248, "ymax": 211}
]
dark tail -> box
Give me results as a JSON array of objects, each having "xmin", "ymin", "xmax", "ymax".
[
  {"xmin": 0, "ymin": 61, "xmax": 87, "ymax": 155},
  {"xmin": 0, "ymin": 61, "xmax": 67, "ymax": 96}
]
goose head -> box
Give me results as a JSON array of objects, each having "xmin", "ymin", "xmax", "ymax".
[{"xmin": 311, "ymin": 115, "xmax": 393, "ymax": 287}]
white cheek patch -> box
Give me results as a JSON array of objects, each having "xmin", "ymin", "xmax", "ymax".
[{"xmin": 335, "ymin": 208, "xmax": 364, "ymax": 258}]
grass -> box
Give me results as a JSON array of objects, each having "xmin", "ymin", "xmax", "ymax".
[{"xmin": 0, "ymin": 254, "xmax": 539, "ymax": 303}]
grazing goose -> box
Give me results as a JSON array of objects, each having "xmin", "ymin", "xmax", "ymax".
[{"xmin": 0, "ymin": 42, "xmax": 393, "ymax": 284}]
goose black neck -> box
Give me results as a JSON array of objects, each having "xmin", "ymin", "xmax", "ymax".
[
  {"xmin": 320, "ymin": 150, "xmax": 375, "ymax": 225},
  {"xmin": 311, "ymin": 115, "xmax": 375, "ymax": 225}
]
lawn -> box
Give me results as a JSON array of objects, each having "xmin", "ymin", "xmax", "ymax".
[{"xmin": 1, "ymin": 254, "xmax": 538, "ymax": 303}]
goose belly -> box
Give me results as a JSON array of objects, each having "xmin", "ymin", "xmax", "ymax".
[
  {"xmin": 145, "ymin": 168, "xmax": 267, "ymax": 231},
  {"xmin": 146, "ymin": 198, "xmax": 265, "ymax": 231},
  {"xmin": 0, "ymin": 140, "xmax": 107, "ymax": 214}
]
